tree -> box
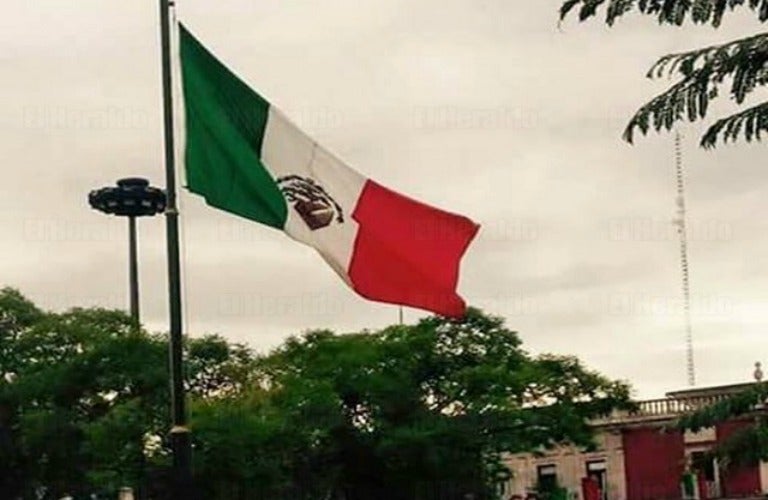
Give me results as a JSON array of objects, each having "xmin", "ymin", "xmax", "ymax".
[
  {"xmin": 0, "ymin": 288, "xmax": 257, "ymax": 499},
  {"xmin": 1, "ymin": 288, "xmax": 632, "ymax": 499},
  {"xmin": 674, "ymin": 382, "xmax": 768, "ymax": 472},
  {"xmin": 0, "ymin": 288, "xmax": 45, "ymax": 495},
  {"xmin": 0, "ymin": 296, "xmax": 162, "ymax": 498},
  {"xmin": 559, "ymin": 0, "xmax": 768, "ymax": 147},
  {"xmin": 191, "ymin": 309, "xmax": 629, "ymax": 500}
]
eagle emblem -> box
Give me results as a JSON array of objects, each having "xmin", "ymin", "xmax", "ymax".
[{"xmin": 277, "ymin": 175, "xmax": 344, "ymax": 231}]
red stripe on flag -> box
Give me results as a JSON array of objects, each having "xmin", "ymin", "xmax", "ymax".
[{"xmin": 348, "ymin": 180, "xmax": 479, "ymax": 317}]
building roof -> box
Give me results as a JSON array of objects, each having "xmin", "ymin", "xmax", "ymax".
[{"xmin": 666, "ymin": 382, "xmax": 758, "ymax": 400}]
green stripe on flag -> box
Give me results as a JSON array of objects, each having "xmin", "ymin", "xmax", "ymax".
[{"xmin": 179, "ymin": 24, "xmax": 287, "ymax": 229}]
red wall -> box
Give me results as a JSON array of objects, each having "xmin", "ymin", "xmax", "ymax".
[
  {"xmin": 716, "ymin": 420, "xmax": 761, "ymax": 497},
  {"xmin": 623, "ymin": 427, "xmax": 685, "ymax": 500}
]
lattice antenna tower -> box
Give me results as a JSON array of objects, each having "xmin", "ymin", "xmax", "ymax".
[{"xmin": 672, "ymin": 132, "xmax": 696, "ymax": 387}]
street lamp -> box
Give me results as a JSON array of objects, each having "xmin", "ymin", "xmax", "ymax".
[{"xmin": 89, "ymin": 178, "xmax": 166, "ymax": 324}]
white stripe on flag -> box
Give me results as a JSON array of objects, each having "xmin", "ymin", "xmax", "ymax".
[{"xmin": 261, "ymin": 107, "xmax": 366, "ymax": 283}]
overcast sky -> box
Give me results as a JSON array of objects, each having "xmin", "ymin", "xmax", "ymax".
[{"xmin": 2, "ymin": 0, "xmax": 767, "ymax": 399}]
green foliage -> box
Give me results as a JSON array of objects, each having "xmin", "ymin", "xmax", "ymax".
[
  {"xmin": 683, "ymin": 419, "xmax": 768, "ymax": 472},
  {"xmin": 191, "ymin": 391, "xmax": 302, "ymax": 499},
  {"xmin": 0, "ymin": 290, "xmax": 631, "ymax": 499},
  {"xmin": 0, "ymin": 296, "xmax": 169, "ymax": 497},
  {"xmin": 560, "ymin": 0, "xmax": 768, "ymax": 27},
  {"xmin": 0, "ymin": 287, "xmax": 45, "ymax": 382},
  {"xmin": 560, "ymin": 0, "xmax": 768, "ymax": 147},
  {"xmin": 712, "ymin": 420, "xmax": 768, "ymax": 468},
  {"xmin": 0, "ymin": 288, "xmax": 257, "ymax": 498},
  {"xmin": 700, "ymin": 101, "xmax": 768, "ymax": 146},
  {"xmin": 187, "ymin": 335, "xmax": 256, "ymax": 398},
  {"xmin": 240, "ymin": 309, "xmax": 631, "ymax": 499},
  {"xmin": 673, "ymin": 383, "xmax": 768, "ymax": 469},
  {"xmin": 676, "ymin": 382, "xmax": 768, "ymax": 431}
]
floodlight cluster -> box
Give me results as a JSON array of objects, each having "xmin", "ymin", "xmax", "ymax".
[{"xmin": 88, "ymin": 178, "xmax": 166, "ymax": 217}]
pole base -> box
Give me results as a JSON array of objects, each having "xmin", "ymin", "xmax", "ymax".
[{"xmin": 170, "ymin": 426, "xmax": 193, "ymax": 499}]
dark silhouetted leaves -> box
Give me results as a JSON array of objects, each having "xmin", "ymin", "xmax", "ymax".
[
  {"xmin": 561, "ymin": 0, "xmax": 768, "ymax": 147},
  {"xmin": 561, "ymin": 0, "xmax": 768, "ymax": 25}
]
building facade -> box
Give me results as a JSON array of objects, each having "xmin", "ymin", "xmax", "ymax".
[{"xmin": 504, "ymin": 382, "xmax": 767, "ymax": 500}]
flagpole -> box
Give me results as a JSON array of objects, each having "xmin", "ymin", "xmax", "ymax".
[{"xmin": 158, "ymin": 0, "xmax": 192, "ymax": 495}]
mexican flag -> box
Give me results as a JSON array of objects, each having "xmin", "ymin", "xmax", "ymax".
[{"xmin": 178, "ymin": 25, "xmax": 479, "ymax": 317}]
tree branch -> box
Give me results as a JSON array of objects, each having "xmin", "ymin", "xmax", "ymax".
[{"xmin": 561, "ymin": 0, "xmax": 768, "ymax": 26}]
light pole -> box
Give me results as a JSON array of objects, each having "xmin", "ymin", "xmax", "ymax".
[{"xmin": 89, "ymin": 178, "xmax": 166, "ymax": 325}]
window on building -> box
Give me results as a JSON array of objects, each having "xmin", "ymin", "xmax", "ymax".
[
  {"xmin": 536, "ymin": 464, "xmax": 558, "ymax": 492},
  {"xmin": 690, "ymin": 451, "xmax": 721, "ymax": 499},
  {"xmin": 586, "ymin": 460, "xmax": 606, "ymax": 474},
  {"xmin": 586, "ymin": 460, "xmax": 608, "ymax": 500},
  {"xmin": 691, "ymin": 451, "xmax": 716, "ymax": 482}
]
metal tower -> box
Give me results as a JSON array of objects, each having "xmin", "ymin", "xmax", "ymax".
[{"xmin": 672, "ymin": 132, "xmax": 696, "ymax": 387}]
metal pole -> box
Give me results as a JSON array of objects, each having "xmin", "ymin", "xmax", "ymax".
[
  {"xmin": 128, "ymin": 216, "xmax": 140, "ymax": 325},
  {"xmin": 158, "ymin": 0, "xmax": 192, "ymax": 495}
]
